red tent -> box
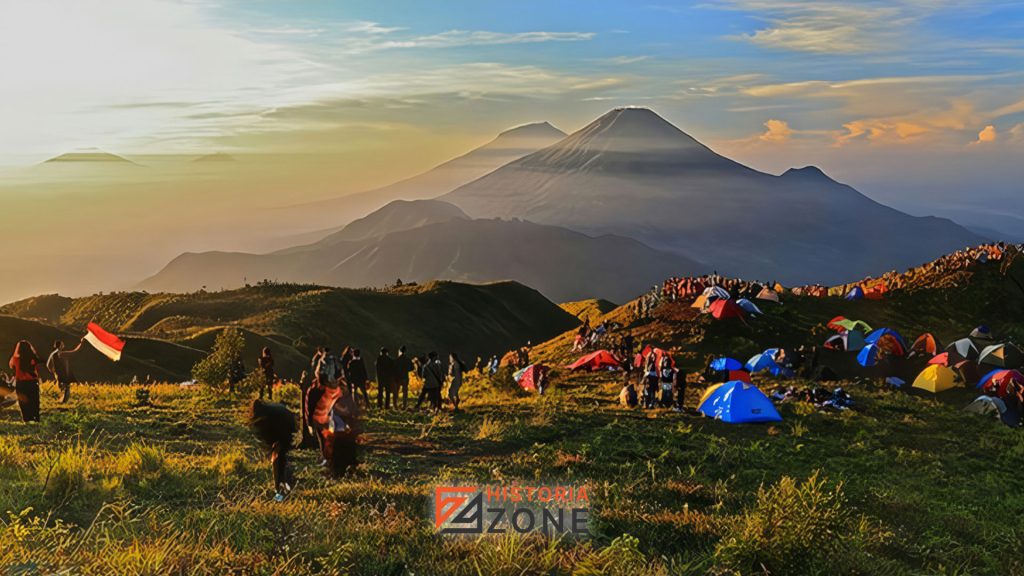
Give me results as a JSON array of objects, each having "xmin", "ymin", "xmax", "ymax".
[
  {"xmin": 567, "ymin": 350, "xmax": 622, "ymax": 371},
  {"xmin": 729, "ymin": 370, "xmax": 752, "ymax": 383},
  {"xmin": 928, "ymin": 352, "xmax": 949, "ymax": 366},
  {"xmin": 515, "ymin": 364, "xmax": 550, "ymax": 392},
  {"xmin": 635, "ymin": 345, "xmax": 675, "ymax": 369},
  {"xmin": 709, "ymin": 299, "xmax": 744, "ymax": 319}
]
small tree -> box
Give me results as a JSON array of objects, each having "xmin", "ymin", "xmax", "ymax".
[{"xmin": 192, "ymin": 328, "xmax": 245, "ymax": 391}]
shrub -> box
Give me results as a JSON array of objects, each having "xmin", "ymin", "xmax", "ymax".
[
  {"xmin": 116, "ymin": 442, "xmax": 166, "ymax": 479},
  {"xmin": 714, "ymin": 472, "xmax": 889, "ymax": 575},
  {"xmin": 573, "ymin": 534, "xmax": 661, "ymax": 576},
  {"xmin": 37, "ymin": 444, "xmax": 94, "ymax": 505},
  {"xmin": 475, "ymin": 415, "xmax": 508, "ymax": 440},
  {"xmin": 191, "ymin": 328, "xmax": 245, "ymax": 390}
]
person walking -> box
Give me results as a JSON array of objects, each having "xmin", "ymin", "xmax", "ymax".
[
  {"xmin": 374, "ymin": 348, "xmax": 395, "ymax": 410},
  {"xmin": 448, "ymin": 352, "xmax": 466, "ymax": 412},
  {"xmin": 47, "ymin": 338, "xmax": 84, "ymax": 403},
  {"xmin": 346, "ymin": 349, "xmax": 370, "ymax": 407},
  {"xmin": 258, "ymin": 347, "xmax": 276, "ymax": 400},
  {"xmin": 416, "ymin": 352, "xmax": 445, "ymax": 412},
  {"xmin": 395, "ymin": 346, "xmax": 413, "ymax": 409},
  {"xmin": 9, "ymin": 341, "xmax": 43, "ymax": 423}
]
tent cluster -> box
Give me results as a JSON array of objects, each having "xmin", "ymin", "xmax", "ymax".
[{"xmin": 691, "ymin": 286, "xmax": 768, "ymax": 321}]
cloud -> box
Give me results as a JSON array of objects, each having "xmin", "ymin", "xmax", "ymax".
[
  {"xmin": 336, "ymin": 28, "xmax": 596, "ymax": 54},
  {"xmin": 759, "ymin": 119, "xmax": 793, "ymax": 142},
  {"xmin": 606, "ymin": 55, "xmax": 650, "ymax": 65},
  {"xmin": 974, "ymin": 125, "xmax": 998, "ymax": 144},
  {"xmin": 1011, "ymin": 123, "xmax": 1024, "ymax": 143}
]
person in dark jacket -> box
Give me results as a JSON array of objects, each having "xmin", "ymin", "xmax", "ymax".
[
  {"xmin": 374, "ymin": 348, "xmax": 395, "ymax": 410},
  {"xmin": 258, "ymin": 347, "xmax": 275, "ymax": 400},
  {"xmin": 346, "ymin": 348, "xmax": 370, "ymax": 407},
  {"xmin": 249, "ymin": 398, "xmax": 296, "ymax": 502},
  {"xmin": 47, "ymin": 338, "xmax": 84, "ymax": 403},
  {"xmin": 415, "ymin": 352, "xmax": 445, "ymax": 412},
  {"xmin": 395, "ymin": 346, "xmax": 413, "ymax": 409},
  {"xmin": 9, "ymin": 341, "xmax": 44, "ymax": 422}
]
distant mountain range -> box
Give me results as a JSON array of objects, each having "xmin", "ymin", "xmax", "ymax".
[
  {"xmin": 442, "ymin": 107, "xmax": 984, "ymax": 284},
  {"xmin": 141, "ymin": 199, "xmax": 701, "ymax": 302},
  {"xmin": 143, "ymin": 106, "xmax": 986, "ymax": 300},
  {"xmin": 276, "ymin": 121, "xmax": 567, "ymax": 236},
  {"xmin": 42, "ymin": 148, "xmax": 135, "ymax": 164}
]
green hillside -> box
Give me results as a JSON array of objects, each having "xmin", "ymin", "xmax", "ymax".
[{"xmin": 2, "ymin": 281, "xmax": 577, "ymax": 382}]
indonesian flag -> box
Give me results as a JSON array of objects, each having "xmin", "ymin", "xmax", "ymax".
[{"xmin": 84, "ymin": 322, "xmax": 125, "ymax": 362}]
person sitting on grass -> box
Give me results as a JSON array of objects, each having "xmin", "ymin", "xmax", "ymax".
[
  {"xmin": 249, "ymin": 398, "xmax": 297, "ymax": 502},
  {"xmin": 619, "ymin": 371, "xmax": 638, "ymax": 408}
]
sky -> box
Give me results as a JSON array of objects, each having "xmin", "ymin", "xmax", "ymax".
[{"xmin": 0, "ymin": 0, "xmax": 1023, "ymax": 301}]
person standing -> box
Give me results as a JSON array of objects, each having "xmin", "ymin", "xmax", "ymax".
[
  {"xmin": 447, "ymin": 352, "xmax": 466, "ymax": 412},
  {"xmin": 346, "ymin": 349, "xmax": 370, "ymax": 407},
  {"xmin": 395, "ymin": 346, "xmax": 413, "ymax": 409},
  {"xmin": 9, "ymin": 341, "xmax": 43, "ymax": 423},
  {"xmin": 374, "ymin": 348, "xmax": 395, "ymax": 410},
  {"xmin": 47, "ymin": 338, "xmax": 84, "ymax": 403},
  {"xmin": 258, "ymin": 347, "xmax": 276, "ymax": 400},
  {"xmin": 416, "ymin": 352, "xmax": 445, "ymax": 412}
]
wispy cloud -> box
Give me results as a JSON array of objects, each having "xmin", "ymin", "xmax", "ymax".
[{"xmin": 334, "ymin": 26, "xmax": 596, "ymax": 54}]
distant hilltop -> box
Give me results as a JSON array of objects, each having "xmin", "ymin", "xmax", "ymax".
[
  {"xmin": 42, "ymin": 148, "xmax": 135, "ymax": 164},
  {"xmin": 193, "ymin": 152, "xmax": 237, "ymax": 163}
]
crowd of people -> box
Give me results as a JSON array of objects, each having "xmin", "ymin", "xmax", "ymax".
[{"xmin": 658, "ymin": 274, "xmax": 781, "ymax": 303}]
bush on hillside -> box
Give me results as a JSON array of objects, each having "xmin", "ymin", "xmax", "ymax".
[{"xmin": 191, "ymin": 328, "xmax": 245, "ymax": 391}]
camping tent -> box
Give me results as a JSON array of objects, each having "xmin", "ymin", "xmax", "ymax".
[
  {"xmin": 912, "ymin": 364, "xmax": 959, "ymax": 393},
  {"xmin": 756, "ymin": 287, "xmax": 780, "ymax": 303},
  {"xmin": 514, "ymin": 364, "xmax": 549, "ymax": 392},
  {"xmin": 638, "ymin": 346, "xmax": 675, "ymax": 369},
  {"xmin": 970, "ymin": 325, "xmax": 995, "ymax": 341},
  {"xmin": 964, "ymin": 395, "xmax": 1006, "ymax": 416},
  {"xmin": 828, "ymin": 316, "xmax": 873, "ymax": 334},
  {"xmin": 710, "ymin": 357, "xmax": 744, "ymax": 371},
  {"xmin": 736, "ymin": 298, "xmax": 764, "ymax": 316},
  {"xmin": 928, "ymin": 352, "xmax": 950, "ymax": 366},
  {"xmin": 947, "ymin": 338, "xmax": 980, "ymax": 362},
  {"xmin": 910, "ymin": 333, "xmax": 941, "ymax": 357},
  {"xmin": 865, "ymin": 328, "xmax": 907, "ymax": 353},
  {"xmin": 746, "ymin": 350, "xmax": 792, "ymax": 377},
  {"xmin": 978, "ymin": 343, "xmax": 1023, "ymax": 369},
  {"xmin": 824, "ymin": 331, "xmax": 866, "ymax": 352},
  {"xmin": 690, "ymin": 294, "xmax": 709, "ymax": 310},
  {"xmin": 567, "ymin": 350, "xmax": 621, "ymax": 371},
  {"xmin": 698, "ymin": 380, "xmax": 782, "ymax": 423},
  {"xmin": 978, "ymin": 369, "xmax": 1024, "ymax": 398},
  {"xmin": 710, "ymin": 299, "xmax": 745, "ymax": 320},
  {"xmin": 864, "ymin": 282, "xmax": 887, "ymax": 300},
  {"xmin": 844, "ymin": 286, "xmax": 865, "ymax": 300},
  {"xmin": 702, "ymin": 286, "xmax": 731, "ymax": 302},
  {"xmin": 857, "ymin": 344, "xmax": 883, "ymax": 367}
]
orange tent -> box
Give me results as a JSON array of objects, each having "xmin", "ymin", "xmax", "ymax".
[{"xmin": 567, "ymin": 350, "xmax": 622, "ymax": 371}]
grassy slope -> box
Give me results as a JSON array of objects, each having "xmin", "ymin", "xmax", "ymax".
[
  {"xmin": 559, "ymin": 298, "xmax": 618, "ymax": 322},
  {"xmin": 2, "ymin": 258, "xmax": 1024, "ymax": 574}
]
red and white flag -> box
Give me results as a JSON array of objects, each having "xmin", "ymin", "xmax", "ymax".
[{"xmin": 84, "ymin": 322, "xmax": 125, "ymax": 362}]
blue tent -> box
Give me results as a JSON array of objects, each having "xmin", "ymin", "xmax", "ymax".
[
  {"xmin": 865, "ymin": 328, "xmax": 907, "ymax": 350},
  {"xmin": 845, "ymin": 286, "xmax": 865, "ymax": 300},
  {"xmin": 745, "ymin": 352, "xmax": 779, "ymax": 374},
  {"xmin": 698, "ymin": 380, "xmax": 782, "ymax": 423},
  {"xmin": 710, "ymin": 357, "xmax": 744, "ymax": 371},
  {"xmin": 857, "ymin": 344, "xmax": 882, "ymax": 367}
]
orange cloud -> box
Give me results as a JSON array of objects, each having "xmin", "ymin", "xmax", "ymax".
[
  {"xmin": 974, "ymin": 125, "xmax": 997, "ymax": 144},
  {"xmin": 759, "ymin": 119, "xmax": 793, "ymax": 142}
]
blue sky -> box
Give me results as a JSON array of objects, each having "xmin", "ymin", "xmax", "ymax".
[{"xmin": 2, "ymin": 0, "xmax": 1024, "ymax": 214}]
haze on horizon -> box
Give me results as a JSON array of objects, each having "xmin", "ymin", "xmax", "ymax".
[{"xmin": 1, "ymin": 0, "xmax": 1023, "ymax": 303}]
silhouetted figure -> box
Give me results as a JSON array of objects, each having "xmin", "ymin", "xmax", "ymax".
[
  {"xmin": 346, "ymin": 349, "xmax": 370, "ymax": 406},
  {"xmin": 395, "ymin": 346, "xmax": 413, "ymax": 409},
  {"xmin": 375, "ymin": 348, "xmax": 395, "ymax": 409},
  {"xmin": 448, "ymin": 352, "xmax": 466, "ymax": 411},
  {"xmin": 258, "ymin": 347, "xmax": 276, "ymax": 400},
  {"xmin": 47, "ymin": 338, "xmax": 84, "ymax": 403},
  {"xmin": 9, "ymin": 340, "xmax": 43, "ymax": 422},
  {"xmin": 416, "ymin": 352, "xmax": 445, "ymax": 412},
  {"xmin": 249, "ymin": 398, "xmax": 296, "ymax": 502}
]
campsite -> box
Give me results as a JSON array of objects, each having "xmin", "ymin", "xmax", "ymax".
[{"xmin": 2, "ymin": 244, "xmax": 1024, "ymax": 575}]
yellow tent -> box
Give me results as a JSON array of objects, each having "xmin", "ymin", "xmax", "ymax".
[
  {"xmin": 691, "ymin": 294, "xmax": 708, "ymax": 310},
  {"xmin": 699, "ymin": 383, "xmax": 723, "ymax": 406},
  {"xmin": 912, "ymin": 364, "xmax": 959, "ymax": 393}
]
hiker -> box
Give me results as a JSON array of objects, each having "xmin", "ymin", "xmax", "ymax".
[
  {"xmin": 249, "ymin": 398, "xmax": 297, "ymax": 502},
  {"xmin": 415, "ymin": 352, "xmax": 445, "ymax": 412},
  {"xmin": 487, "ymin": 355, "xmax": 500, "ymax": 375},
  {"xmin": 448, "ymin": 352, "xmax": 466, "ymax": 411},
  {"xmin": 47, "ymin": 338, "xmax": 84, "ymax": 403},
  {"xmin": 309, "ymin": 374, "xmax": 361, "ymax": 475},
  {"xmin": 9, "ymin": 341, "xmax": 43, "ymax": 422},
  {"xmin": 258, "ymin": 347, "xmax": 276, "ymax": 400},
  {"xmin": 658, "ymin": 357, "xmax": 675, "ymax": 408},
  {"xmin": 674, "ymin": 367, "xmax": 688, "ymax": 413},
  {"xmin": 642, "ymin": 353, "xmax": 658, "ymax": 409},
  {"xmin": 228, "ymin": 356, "xmax": 246, "ymax": 394},
  {"xmin": 346, "ymin": 349, "xmax": 370, "ymax": 407},
  {"xmin": 317, "ymin": 347, "xmax": 341, "ymax": 385},
  {"xmin": 395, "ymin": 346, "xmax": 413, "ymax": 409},
  {"xmin": 619, "ymin": 372, "xmax": 638, "ymax": 408},
  {"xmin": 374, "ymin": 347, "xmax": 395, "ymax": 410}
]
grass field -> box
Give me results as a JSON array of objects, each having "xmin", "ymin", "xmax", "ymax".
[{"xmin": 2, "ymin": 365, "xmax": 1022, "ymax": 575}]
